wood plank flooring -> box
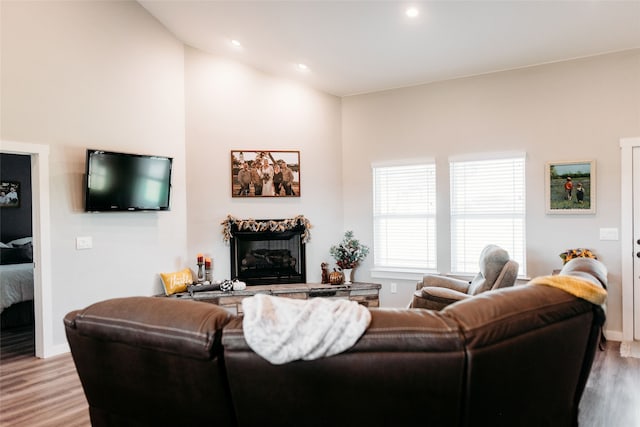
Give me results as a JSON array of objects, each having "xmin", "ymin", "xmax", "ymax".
[
  {"xmin": 1, "ymin": 326, "xmax": 639, "ymax": 426},
  {"xmin": 578, "ymin": 338, "xmax": 640, "ymax": 426},
  {"xmin": 0, "ymin": 326, "xmax": 89, "ymax": 427}
]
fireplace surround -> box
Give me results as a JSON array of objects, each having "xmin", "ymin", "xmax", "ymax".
[{"xmin": 227, "ymin": 218, "xmax": 308, "ymax": 285}]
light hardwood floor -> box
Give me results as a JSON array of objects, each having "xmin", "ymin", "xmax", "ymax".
[
  {"xmin": 1, "ymin": 326, "xmax": 639, "ymax": 426},
  {"xmin": 0, "ymin": 326, "xmax": 89, "ymax": 427}
]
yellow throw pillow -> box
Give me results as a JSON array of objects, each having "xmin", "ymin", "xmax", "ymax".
[{"xmin": 160, "ymin": 268, "xmax": 193, "ymax": 295}]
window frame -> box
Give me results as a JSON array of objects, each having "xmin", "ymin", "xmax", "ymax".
[
  {"xmin": 449, "ymin": 153, "xmax": 526, "ymax": 277},
  {"xmin": 371, "ymin": 160, "xmax": 438, "ymax": 278}
]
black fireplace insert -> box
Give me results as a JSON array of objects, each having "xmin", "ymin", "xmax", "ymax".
[{"xmin": 229, "ymin": 222, "xmax": 306, "ymax": 285}]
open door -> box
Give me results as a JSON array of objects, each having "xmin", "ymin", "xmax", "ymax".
[
  {"xmin": 620, "ymin": 137, "xmax": 640, "ymax": 357},
  {"xmin": 631, "ymin": 146, "xmax": 640, "ymax": 340}
]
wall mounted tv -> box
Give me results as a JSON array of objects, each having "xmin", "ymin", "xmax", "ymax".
[{"xmin": 84, "ymin": 149, "xmax": 173, "ymax": 212}]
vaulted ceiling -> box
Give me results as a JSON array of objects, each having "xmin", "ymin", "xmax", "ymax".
[{"xmin": 139, "ymin": 1, "xmax": 640, "ymax": 96}]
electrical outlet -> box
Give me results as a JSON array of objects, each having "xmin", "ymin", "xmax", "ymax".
[
  {"xmin": 76, "ymin": 236, "xmax": 93, "ymax": 250},
  {"xmin": 390, "ymin": 282, "xmax": 397, "ymax": 293}
]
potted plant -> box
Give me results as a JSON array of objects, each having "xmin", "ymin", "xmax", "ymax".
[{"xmin": 330, "ymin": 231, "xmax": 369, "ymax": 284}]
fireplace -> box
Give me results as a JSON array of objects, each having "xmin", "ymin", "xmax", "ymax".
[{"xmin": 229, "ymin": 220, "xmax": 307, "ymax": 285}]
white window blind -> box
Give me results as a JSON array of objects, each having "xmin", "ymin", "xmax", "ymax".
[
  {"xmin": 373, "ymin": 163, "xmax": 436, "ymax": 269},
  {"xmin": 450, "ymin": 156, "xmax": 526, "ymax": 275}
]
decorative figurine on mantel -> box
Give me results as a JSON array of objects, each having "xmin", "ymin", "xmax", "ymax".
[
  {"xmin": 329, "ymin": 269, "xmax": 343, "ymax": 285},
  {"xmin": 321, "ymin": 262, "xmax": 330, "ymax": 284}
]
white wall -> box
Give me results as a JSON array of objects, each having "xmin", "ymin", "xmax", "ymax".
[
  {"xmin": 1, "ymin": 1, "xmax": 187, "ymax": 346},
  {"xmin": 2, "ymin": 0, "xmax": 638, "ymax": 348},
  {"xmin": 184, "ymin": 47, "xmax": 343, "ymax": 282},
  {"xmin": 342, "ymin": 49, "xmax": 640, "ymax": 335}
]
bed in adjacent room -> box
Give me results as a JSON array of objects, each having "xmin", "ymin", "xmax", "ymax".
[{"xmin": 0, "ymin": 237, "xmax": 34, "ymax": 328}]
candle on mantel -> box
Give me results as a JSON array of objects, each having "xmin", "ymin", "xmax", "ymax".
[
  {"xmin": 204, "ymin": 257, "xmax": 213, "ymax": 282},
  {"xmin": 197, "ymin": 253, "xmax": 204, "ymax": 264}
]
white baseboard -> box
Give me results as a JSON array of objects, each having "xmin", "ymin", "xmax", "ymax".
[
  {"xmin": 604, "ymin": 329, "xmax": 623, "ymax": 342},
  {"xmin": 620, "ymin": 341, "xmax": 640, "ymax": 359},
  {"xmin": 603, "ymin": 330, "xmax": 640, "ymax": 358},
  {"xmin": 42, "ymin": 342, "xmax": 70, "ymax": 359}
]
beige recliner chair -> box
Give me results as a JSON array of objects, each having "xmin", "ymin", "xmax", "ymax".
[{"xmin": 411, "ymin": 244, "xmax": 519, "ymax": 310}]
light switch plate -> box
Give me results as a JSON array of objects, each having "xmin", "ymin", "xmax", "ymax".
[
  {"xmin": 599, "ymin": 228, "xmax": 619, "ymax": 241},
  {"xmin": 76, "ymin": 236, "xmax": 93, "ymax": 250}
]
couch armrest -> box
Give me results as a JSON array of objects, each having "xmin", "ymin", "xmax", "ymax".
[
  {"xmin": 65, "ymin": 297, "xmax": 237, "ymax": 426},
  {"xmin": 64, "ymin": 296, "xmax": 232, "ymax": 359},
  {"xmin": 559, "ymin": 257, "xmax": 608, "ymax": 289},
  {"xmin": 441, "ymin": 283, "xmax": 605, "ymax": 426}
]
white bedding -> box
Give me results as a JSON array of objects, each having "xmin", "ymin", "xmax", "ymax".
[{"xmin": 0, "ymin": 263, "xmax": 34, "ymax": 313}]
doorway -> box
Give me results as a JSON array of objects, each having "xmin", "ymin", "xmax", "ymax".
[
  {"xmin": 0, "ymin": 140, "xmax": 53, "ymax": 358},
  {"xmin": 620, "ymin": 137, "xmax": 640, "ymax": 357},
  {"xmin": 0, "ymin": 153, "xmax": 34, "ymax": 349}
]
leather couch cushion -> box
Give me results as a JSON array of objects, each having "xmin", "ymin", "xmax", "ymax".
[
  {"xmin": 223, "ymin": 307, "xmax": 463, "ymax": 353},
  {"xmin": 223, "ymin": 307, "xmax": 467, "ymax": 427}
]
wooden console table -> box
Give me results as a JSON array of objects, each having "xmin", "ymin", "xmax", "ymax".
[{"xmin": 166, "ymin": 282, "xmax": 381, "ymax": 314}]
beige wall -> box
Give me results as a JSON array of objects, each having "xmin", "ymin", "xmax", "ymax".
[
  {"xmin": 183, "ymin": 47, "xmax": 343, "ymax": 282},
  {"xmin": 1, "ymin": 0, "xmax": 344, "ymax": 351},
  {"xmin": 2, "ymin": 0, "xmax": 638, "ymax": 347},
  {"xmin": 342, "ymin": 49, "xmax": 640, "ymax": 335},
  {"xmin": 1, "ymin": 1, "xmax": 187, "ymax": 346}
]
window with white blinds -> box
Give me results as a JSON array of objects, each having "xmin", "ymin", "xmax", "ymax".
[
  {"xmin": 450, "ymin": 155, "xmax": 526, "ymax": 275},
  {"xmin": 373, "ymin": 163, "xmax": 436, "ymax": 270}
]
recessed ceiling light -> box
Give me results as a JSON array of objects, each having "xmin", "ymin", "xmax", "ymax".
[
  {"xmin": 406, "ymin": 7, "xmax": 419, "ymax": 18},
  {"xmin": 230, "ymin": 39, "xmax": 242, "ymax": 48},
  {"xmin": 297, "ymin": 63, "xmax": 309, "ymax": 71}
]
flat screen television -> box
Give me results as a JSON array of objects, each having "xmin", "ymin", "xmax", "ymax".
[{"xmin": 84, "ymin": 149, "xmax": 173, "ymax": 212}]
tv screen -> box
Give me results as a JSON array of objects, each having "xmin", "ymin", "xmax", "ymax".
[{"xmin": 84, "ymin": 149, "xmax": 173, "ymax": 212}]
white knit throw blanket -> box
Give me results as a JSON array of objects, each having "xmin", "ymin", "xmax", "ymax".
[{"xmin": 241, "ymin": 294, "xmax": 372, "ymax": 365}]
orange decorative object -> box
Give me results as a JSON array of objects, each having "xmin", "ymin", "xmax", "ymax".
[{"xmin": 329, "ymin": 270, "xmax": 344, "ymax": 285}]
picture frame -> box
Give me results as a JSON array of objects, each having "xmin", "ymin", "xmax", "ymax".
[
  {"xmin": 231, "ymin": 150, "xmax": 300, "ymax": 197},
  {"xmin": 0, "ymin": 181, "xmax": 20, "ymax": 208},
  {"xmin": 545, "ymin": 160, "xmax": 595, "ymax": 214}
]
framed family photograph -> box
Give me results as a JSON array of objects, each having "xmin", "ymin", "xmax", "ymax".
[
  {"xmin": 0, "ymin": 181, "xmax": 20, "ymax": 208},
  {"xmin": 545, "ymin": 160, "xmax": 595, "ymax": 214},
  {"xmin": 231, "ymin": 150, "xmax": 300, "ymax": 198}
]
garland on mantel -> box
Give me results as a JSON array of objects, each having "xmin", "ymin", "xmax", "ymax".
[{"xmin": 221, "ymin": 215, "xmax": 312, "ymax": 244}]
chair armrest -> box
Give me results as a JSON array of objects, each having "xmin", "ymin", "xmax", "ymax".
[
  {"xmin": 411, "ymin": 288, "xmax": 471, "ymax": 310},
  {"xmin": 416, "ymin": 275, "xmax": 471, "ymax": 293},
  {"xmin": 422, "ymin": 287, "xmax": 471, "ymax": 303}
]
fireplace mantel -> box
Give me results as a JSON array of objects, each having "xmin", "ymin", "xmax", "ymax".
[
  {"xmin": 167, "ymin": 282, "xmax": 381, "ymax": 314},
  {"xmin": 225, "ymin": 216, "xmax": 310, "ymax": 285},
  {"xmin": 221, "ymin": 215, "xmax": 311, "ymax": 243}
]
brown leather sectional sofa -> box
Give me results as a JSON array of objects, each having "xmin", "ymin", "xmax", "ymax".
[{"xmin": 64, "ymin": 259, "xmax": 606, "ymax": 427}]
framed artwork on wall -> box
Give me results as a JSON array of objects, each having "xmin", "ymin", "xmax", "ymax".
[
  {"xmin": 0, "ymin": 181, "xmax": 20, "ymax": 208},
  {"xmin": 230, "ymin": 150, "xmax": 301, "ymax": 197},
  {"xmin": 545, "ymin": 160, "xmax": 595, "ymax": 214}
]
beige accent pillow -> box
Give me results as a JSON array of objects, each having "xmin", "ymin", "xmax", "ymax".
[{"xmin": 160, "ymin": 268, "xmax": 193, "ymax": 295}]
